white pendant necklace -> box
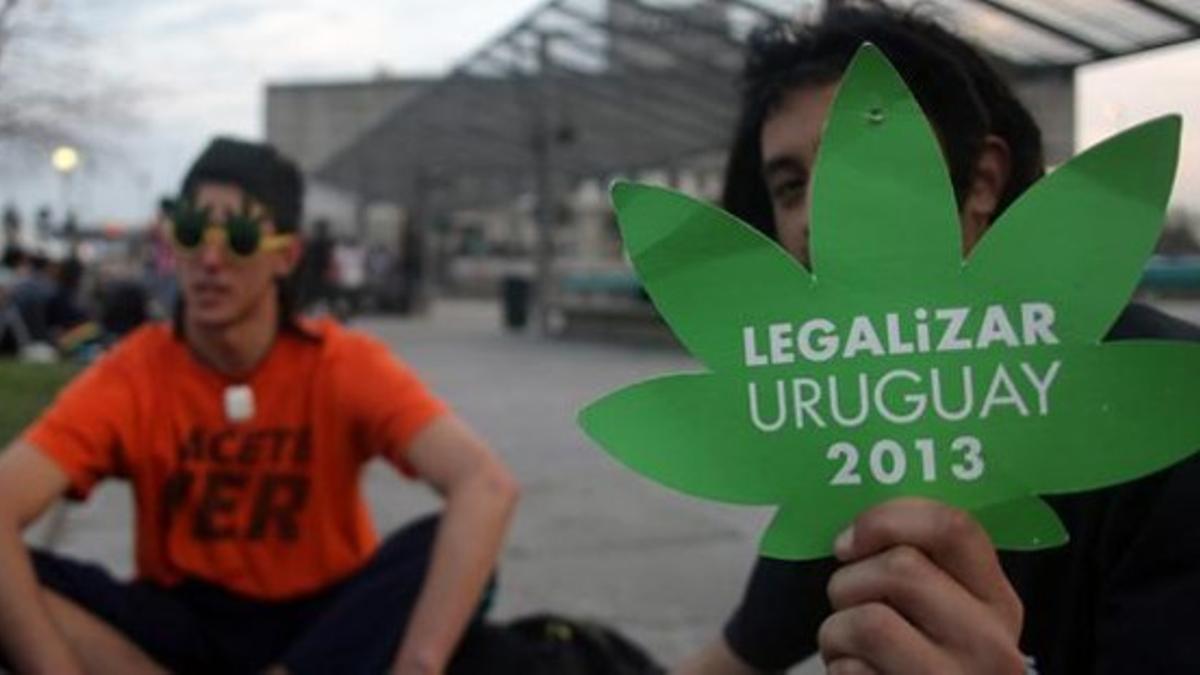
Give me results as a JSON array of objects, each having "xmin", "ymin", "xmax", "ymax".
[{"xmin": 224, "ymin": 384, "xmax": 256, "ymax": 423}]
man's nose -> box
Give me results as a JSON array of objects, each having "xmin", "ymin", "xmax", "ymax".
[{"xmin": 198, "ymin": 236, "xmax": 225, "ymax": 268}]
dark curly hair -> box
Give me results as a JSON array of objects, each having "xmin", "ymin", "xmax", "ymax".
[{"xmin": 722, "ymin": 1, "xmax": 1045, "ymax": 239}]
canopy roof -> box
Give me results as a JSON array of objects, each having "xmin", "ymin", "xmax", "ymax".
[{"xmin": 315, "ymin": 0, "xmax": 1199, "ymax": 207}]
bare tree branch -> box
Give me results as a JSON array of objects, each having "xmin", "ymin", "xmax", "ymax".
[
  {"xmin": 0, "ymin": 0, "xmax": 138, "ymax": 162},
  {"xmin": 0, "ymin": 0, "xmax": 17, "ymax": 32},
  {"xmin": 0, "ymin": 0, "xmax": 18, "ymax": 68}
]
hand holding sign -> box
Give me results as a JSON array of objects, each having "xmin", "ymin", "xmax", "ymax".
[{"xmin": 578, "ymin": 45, "xmax": 1200, "ymax": 560}]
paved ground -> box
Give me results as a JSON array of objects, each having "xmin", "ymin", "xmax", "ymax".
[
  {"xmin": 26, "ymin": 300, "xmax": 815, "ymax": 671},
  {"xmin": 28, "ymin": 297, "xmax": 1200, "ymax": 672}
]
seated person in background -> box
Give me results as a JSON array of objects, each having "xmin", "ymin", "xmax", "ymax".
[
  {"xmin": 45, "ymin": 257, "xmax": 89, "ymax": 337},
  {"xmin": 0, "ymin": 137, "xmax": 520, "ymax": 675},
  {"xmin": 10, "ymin": 251, "xmax": 55, "ymax": 343},
  {"xmin": 678, "ymin": 5, "xmax": 1200, "ymax": 674}
]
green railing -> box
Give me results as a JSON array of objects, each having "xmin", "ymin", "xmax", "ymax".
[
  {"xmin": 565, "ymin": 257, "xmax": 1200, "ymax": 296},
  {"xmin": 1141, "ymin": 256, "xmax": 1200, "ymax": 291}
]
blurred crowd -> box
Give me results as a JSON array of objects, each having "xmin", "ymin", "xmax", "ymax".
[
  {"xmin": 0, "ymin": 203, "xmax": 408, "ymax": 364},
  {"xmin": 0, "ymin": 214, "xmax": 145, "ymax": 362}
]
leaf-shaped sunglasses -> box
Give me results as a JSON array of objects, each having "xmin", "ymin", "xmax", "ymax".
[{"xmin": 166, "ymin": 197, "xmax": 293, "ymax": 258}]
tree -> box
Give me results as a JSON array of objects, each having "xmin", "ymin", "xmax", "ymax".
[{"xmin": 0, "ymin": 0, "xmax": 135, "ymax": 163}]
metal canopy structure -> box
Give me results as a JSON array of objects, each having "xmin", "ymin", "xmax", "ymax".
[
  {"xmin": 880, "ymin": 0, "xmax": 1200, "ymax": 65},
  {"xmin": 315, "ymin": 0, "xmax": 1200, "ymax": 210},
  {"xmin": 316, "ymin": 0, "xmax": 756, "ymax": 208}
]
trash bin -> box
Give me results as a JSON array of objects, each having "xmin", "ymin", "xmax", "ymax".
[{"xmin": 502, "ymin": 276, "xmax": 531, "ymax": 330}]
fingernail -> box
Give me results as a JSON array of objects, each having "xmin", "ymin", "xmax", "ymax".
[{"xmin": 834, "ymin": 525, "xmax": 855, "ymax": 559}]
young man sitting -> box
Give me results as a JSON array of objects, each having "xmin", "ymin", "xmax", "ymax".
[{"xmin": 0, "ymin": 137, "xmax": 520, "ymax": 675}]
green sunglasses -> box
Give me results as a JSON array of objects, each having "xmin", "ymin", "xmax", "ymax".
[{"xmin": 167, "ymin": 197, "xmax": 293, "ymax": 258}]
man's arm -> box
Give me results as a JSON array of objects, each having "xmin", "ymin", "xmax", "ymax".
[
  {"xmin": 675, "ymin": 638, "xmax": 762, "ymax": 675},
  {"xmin": 0, "ymin": 441, "xmax": 84, "ymax": 675},
  {"xmin": 390, "ymin": 415, "xmax": 520, "ymax": 675}
]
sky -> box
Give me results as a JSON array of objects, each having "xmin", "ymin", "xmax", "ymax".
[
  {"xmin": 2, "ymin": 0, "xmax": 547, "ymax": 225},
  {"xmin": 1077, "ymin": 40, "xmax": 1200, "ymax": 221},
  {"xmin": 2, "ymin": 1, "xmax": 1199, "ymax": 227}
]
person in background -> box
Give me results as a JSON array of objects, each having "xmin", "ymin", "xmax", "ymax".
[
  {"xmin": 10, "ymin": 251, "xmax": 56, "ymax": 344},
  {"xmin": 0, "ymin": 246, "xmax": 27, "ymax": 355},
  {"xmin": 0, "ymin": 136, "xmax": 519, "ymax": 675},
  {"xmin": 677, "ymin": 5, "xmax": 1200, "ymax": 674},
  {"xmin": 333, "ymin": 236, "xmax": 368, "ymax": 318},
  {"xmin": 148, "ymin": 197, "xmax": 181, "ymax": 319},
  {"xmin": 298, "ymin": 217, "xmax": 336, "ymax": 313},
  {"xmin": 2, "ymin": 204, "xmax": 21, "ymax": 265},
  {"xmin": 44, "ymin": 256, "xmax": 89, "ymax": 337}
]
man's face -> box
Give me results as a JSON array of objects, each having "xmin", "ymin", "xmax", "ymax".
[
  {"xmin": 761, "ymin": 82, "xmax": 1004, "ymax": 267},
  {"xmin": 175, "ymin": 182, "xmax": 298, "ymax": 330},
  {"xmin": 760, "ymin": 82, "xmax": 840, "ymax": 267}
]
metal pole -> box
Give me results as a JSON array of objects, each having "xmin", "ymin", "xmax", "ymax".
[{"xmin": 532, "ymin": 32, "xmax": 559, "ymax": 335}]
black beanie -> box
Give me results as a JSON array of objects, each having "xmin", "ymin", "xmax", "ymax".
[{"xmin": 181, "ymin": 137, "xmax": 304, "ymax": 233}]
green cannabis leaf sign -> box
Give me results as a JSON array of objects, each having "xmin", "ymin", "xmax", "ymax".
[{"xmin": 578, "ymin": 45, "xmax": 1200, "ymax": 560}]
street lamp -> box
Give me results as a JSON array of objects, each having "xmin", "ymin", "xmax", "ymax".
[
  {"xmin": 51, "ymin": 145, "xmax": 80, "ymax": 173},
  {"xmin": 50, "ymin": 145, "xmax": 81, "ymax": 244}
]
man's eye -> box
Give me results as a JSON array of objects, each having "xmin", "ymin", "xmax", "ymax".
[{"xmin": 771, "ymin": 179, "xmax": 807, "ymax": 207}]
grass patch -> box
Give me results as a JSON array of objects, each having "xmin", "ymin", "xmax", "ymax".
[{"xmin": 0, "ymin": 362, "xmax": 80, "ymax": 447}]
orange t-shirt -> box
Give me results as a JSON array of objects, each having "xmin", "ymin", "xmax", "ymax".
[{"xmin": 24, "ymin": 319, "xmax": 447, "ymax": 601}]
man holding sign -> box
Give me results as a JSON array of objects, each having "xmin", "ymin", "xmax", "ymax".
[{"xmin": 582, "ymin": 6, "xmax": 1200, "ymax": 674}]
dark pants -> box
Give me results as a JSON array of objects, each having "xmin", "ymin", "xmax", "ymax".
[{"xmin": 10, "ymin": 515, "xmax": 503, "ymax": 675}]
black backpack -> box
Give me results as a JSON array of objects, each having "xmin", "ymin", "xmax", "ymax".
[{"xmin": 470, "ymin": 614, "xmax": 665, "ymax": 675}]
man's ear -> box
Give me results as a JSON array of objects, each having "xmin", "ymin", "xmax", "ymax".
[
  {"xmin": 962, "ymin": 134, "xmax": 1012, "ymax": 253},
  {"xmin": 275, "ymin": 235, "xmax": 304, "ymax": 279}
]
